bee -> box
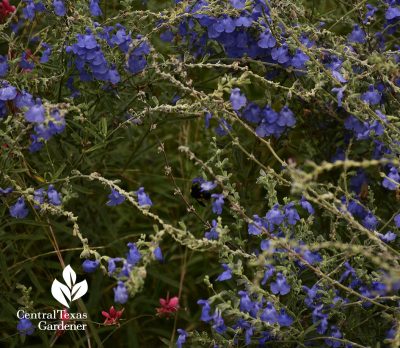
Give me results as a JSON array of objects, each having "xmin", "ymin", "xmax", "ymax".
[{"xmin": 190, "ymin": 178, "xmax": 211, "ymax": 207}]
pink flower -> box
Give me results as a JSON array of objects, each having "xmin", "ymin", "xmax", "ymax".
[
  {"xmin": 156, "ymin": 295, "xmax": 179, "ymax": 318},
  {"xmin": 102, "ymin": 306, "xmax": 124, "ymax": 326}
]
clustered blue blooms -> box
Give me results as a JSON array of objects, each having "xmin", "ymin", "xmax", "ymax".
[
  {"xmin": 230, "ymin": 88, "xmax": 297, "ymax": 139},
  {"xmin": 66, "ymin": 29, "xmax": 121, "ymax": 84},
  {"xmin": 82, "ymin": 242, "xmax": 144, "ymax": 304},
  {"xmin": 168, "ymin": 0, "xmax": 310, "ymax": 70},
  {"xmin": 66, "ymin": 24, "xmax": 150, "ymax": 85},
  {"xmin": 8, "ymin": 185, "xmax": 62, "ymax": 219},
  {"xmin": 0, "ymin": 81, "xmax": 66, "ymax": 152}
]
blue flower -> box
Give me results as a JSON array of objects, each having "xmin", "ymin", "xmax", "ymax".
[
  {"xmin": 0, "ymin": 84, "xmax": 17, "ymax": 101},
  {"xmin": 360, "ymin": 85, "xmax": 381, "ymax": 105},
  {"xmin": 127, "ymin": 54, "xmax": 147, "ymax": 74},
  {"xmin": 205, "ymin": 220, "xmax": 219, "ymax": 240},
  {"xmin": 126, "ymin": 242, "xmax": 141, "ymax": 266},
  {"xmin": 248, "ymin": 215, "xmax": 263, "ymax": 236},
  {"xmin": 348, "ymin": 25, "xmax": 366, "ymax": 43},
  {"xmin": 277, "ymin": 309, "xmax": 294, "ymax": 327},
  {"xmin": 33, "ymin": 188, "xmax": 45, "ymax": 208},
  {"xmin": 108, "ymin": 257, "xmax": 122, "ymax": 274},
  {"xmin": 278, "ymin": 106, "xmax": 296, "ymax": 127},
  {"xmin": 339, "ymin": 261, "xmax": 356, "ymax": 283},
  {"xmin": 160, "ymin": 30, "xmax": 174, "ymax": 42},
  {"xmin": 53, "ymin": 0, "xmax": 66, "ymax": 16},
  {"xmin": 302, "ymin": 284, "xmax": 320, "ymax": 308},
  {"xmin": 242, "ymin": 103, "xmax": 261, "ymax": 123},
  {"xmin": 327, "ymin": 56, "xmax": 347, "ymax": 83},
  {"xmin": 312, "ymin": 304, "xmax": 328, "ymax": 334},
  {"xmin": 0, "ymin": 187, "xmax": 13, "ymax": 195},
  {"xmin": 284, "ymin": 202, "xmax": 300, "ymax": 225},
  {"xmin": 364, "ymin": 4, "xmax": 377, "ymax": 23},
  {"xmin": 257, "ymin": 30, "xmax": 276, "ymax": 49},
  {"xmin": 216, "ymin": 263, "xmax": 232, "ymax": 281},
  {"xmin": 331, "ymin": 87, "xmax": 345, "ymax": 107},
  {"xmin": 386, "ymin": 325, "xmax": 397, "ymax": 339},
  {"xmin": 40, "ymin": 43, "xmax": 52, "ymax": 63},
  {"xmin": 0, "ymin": 56, "xmax": 8, "ymax": 77},
  {"xmin": 22, "ymin": 0, "xmax": 45, "ymax": 20},
  {"xmin": 211, "ymin": 193, "xmax": 224, "ymax": 215},
  {"xmin": 379, "ymin": 231, "xmax": 396, "ymax": 243},
  {"xmin": 25, "ymin": 101, "xmax": 45, "ymax": 123},
  {"xmin": 200, "ymin": 181, "xmax": 217, "ymax": 192},
  {"xmin": 111, "ymin": 25, "xmax": 132, "ymax": 53},
  {"xmin": 212, "ymin": 310, "xmax": 227, "ymax": 334},
  {"xmin": 291, "ymin": 49, "xmax": 309, "ymax": 69},
  {"xmin": 362, "ymin": 212, "xmax": 378, "ymax": 230},
  {"xmin": 383, "ymin": 167, "xmax": 400, "ymax": 190},
  {"xmin": 204, "ymin": 111, "xmax": 212, "ymax": 128},
  {"xmin": 114, "ymin": 281, "xmax": 129, "ymax": 304},
  {"xmin": 214, "ymin": 118, "xmax": 232, "ymax": 136},
  {"xmin": 302, "ymin": 249, "xmax": 323, "ymax": 265},
  {"xmin": 261, "ymin": 265, "xmax": 275, "ymax": 285},
  {"xmin": 270, "ymin": 272, "xmax": 291, "ymax": 295},
  {"xmin": 153, "ymin": 246, "xmax": 164, "ymax": 261},
  {"xmin": 244, "ymin": 326, "xmax": 253, "ymax": 345},
  {"xmin": 230, "ymin": 0, "xmax": 246, "ymax": 9},
  {"xmin": 17, "ymin": 318, "xmax": 34, "ymax": 336},
  {"xmin": 106, "ymin": 189, "xmax": 125, "ymax": 206},
  {"xmin": 394, "ymin": 214, "xmax": 400, "ymax": 228},
  {"xmin": 20, "ymin": 51, "xmax": 35, "ymax": 70},
  {"xmin": 176, "ymin": 329, "xmax": 188, "ymax": 348},
  {"xmin": 300, "ymin": 196, "xmax": 314, "ymax": 214},
  {"xmin": 265, "ymin": 204, "xmax": 284, "ymax": 230},
  {"xmin": 230, "ymin": 88, "xmax": 247, "ymax": 111},
  {"xmin": 15, "ymin": 90, "xmax": 34, "ymax": 108},
  {"xmin": 260, "ymin": 302, "xmax": 278, "ymax": 324},
  {"xmin": 386, "ymin": 6, "xmax": 400, "ymax": 20},
  {"xmin": 271, "ymin": 43, "xmax": 290, "ymax": 64},
  {"xmin": 238, "ymin": 291, "xmax": 253, "ymax": 313},
  {"xmin": 47, "ymin": 185, "xmax": 62, "ymax": 205},
  {"xmin": 29, "ymin": 134, "xmax": 44, "ymax": 152},
  {"xmin": 82, "ymin": 259, "xmax": 100, "ymax": 273},
  {"xmin": 89, "ymin": 0, "xmax": 102, "ymax": 16},
  {"xmin": 197, "ymin": 299, "xmax": 213, "ymax": 322},
  {"xmin": 10, "ymin": 197, "xmax": 29, "ymax": 219},
  {"xmin": 135, "ymin": 187, "xmax": 153, "ymax": 206},
  {"xmin": 325, "ymin": 325, "xmax": 343, "ymax": 348}
]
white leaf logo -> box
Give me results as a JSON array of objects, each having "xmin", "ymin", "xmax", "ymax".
[
  {"xmin": 51, "ymin": 279, "xmax": 71, "ymax": 308},
  {"xmin": 63, "ymin": 265, "xmax": 76, "ymax": 288},
  {"xmin": 51, "ymin": 265, "xmax": 88, "ymax": 307},
  {"xmin": 71, "ymin": 280, "xmax": 88, "ymax": 301}
]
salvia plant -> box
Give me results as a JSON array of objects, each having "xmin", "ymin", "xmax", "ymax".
[{"xmin": 1, "ymin": 0, "xmax": 400, "ymax": 347}]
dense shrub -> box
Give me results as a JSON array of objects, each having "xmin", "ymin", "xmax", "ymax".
[{"xmin": 1, "ymin": 0, "xmax": 400, "ymax": 347}]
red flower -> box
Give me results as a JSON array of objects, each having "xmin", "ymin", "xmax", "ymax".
[
  {"xmin": 102, "ymin": 306, "xmax": 124, "ymax": 326},
  {"xmin": 0, "ymin": 0, "xmax": 16, "ymax": 22},
  {"xmin": 56, "ymin": 308, "xmax": 70, "ymax": 337},
  {"xmin": 156, "ymin": 295, "xmax": 179, "ymax": 318}
]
